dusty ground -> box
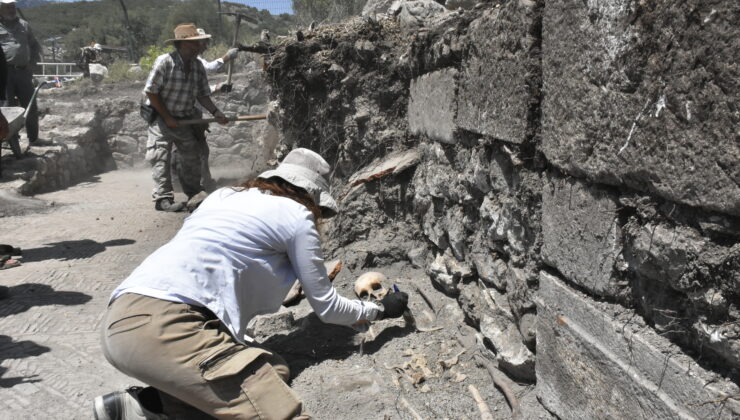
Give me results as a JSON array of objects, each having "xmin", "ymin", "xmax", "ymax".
[{"xmin": 0, "ymin": 168, "xmax": 544, "ymax": 419}]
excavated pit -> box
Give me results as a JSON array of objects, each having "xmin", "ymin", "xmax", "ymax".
[{"xmin": 1, "ymin": 1, "xmax": 737, "ymax": 418}]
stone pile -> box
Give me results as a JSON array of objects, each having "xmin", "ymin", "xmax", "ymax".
[
  {"xmin": 1, "ymin": 98, "xmax": 116, "ymax": 195},
  {"xmin": 1, "ymin": 64, "xmax": 275, "ymax": 195},
  {"xmin": 264, "ymin": 1, "xmax": 739, "ymax": 418}
]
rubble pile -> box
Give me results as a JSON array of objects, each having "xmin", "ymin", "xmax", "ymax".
[
  {"xmin": 264, "ymin": 0, "xmax": 739, "ymax": 418},
  {"xmin": 1, "ymin": 66, "xmax": 275, "ymax": 195}
]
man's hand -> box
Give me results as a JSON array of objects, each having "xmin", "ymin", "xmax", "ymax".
[
  {"xmin": 164, "ymin": 116, "xmax": 179, "ymax": 128},
  {"xmin": 378, "ymin": 292, "xmax": 409, "ymax": 319},
  {"xmin": 213, "ymin": 110, "xmax": 228, "ymax": 125},
  {"xmin": 225, "ymin": 48, "xmax": 239, "ymax": 61},
  {"xmin": 0, "ymin": 111, "xmax": 9, "ymax": 140}
]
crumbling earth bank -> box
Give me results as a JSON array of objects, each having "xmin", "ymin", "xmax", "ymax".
[{"xmin": 264, "ymin": 0, "xmax": 739, "ymax": 418}]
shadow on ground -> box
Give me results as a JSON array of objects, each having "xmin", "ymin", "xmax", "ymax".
[
  {"xmin": 0, "ymin": 283, "xmax": 92, "ymax": 317},
  {"xmin": 0, "ymin": 335, "xmax": 50, "ymax": 388},
  {"xmin": 262, "ymin": 313, "xmax": 414, "ymax": 379},
  {"xmin": 21, "ymin": 238, "xmax": 135, "ymax": 262}
]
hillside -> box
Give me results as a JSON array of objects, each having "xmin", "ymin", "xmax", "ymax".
[{"xmin": 24, "ymin": 0, "xmax": 298, "ymax": 61}]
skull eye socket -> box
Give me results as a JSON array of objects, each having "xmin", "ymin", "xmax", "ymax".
[
  {"xmin": 359, "ymin": 290, "xmax": 369, "ymax": 298},
  {"xmin": 371, "ymin": 283, "xmax": 383, "ymax": 291}
]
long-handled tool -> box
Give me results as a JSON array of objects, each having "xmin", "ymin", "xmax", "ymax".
[
  {"xmin": 178, "ymin": 113, "xmax": 265, "ymax": 125},
  {"xmin": 218, "ymin": 12, "xmax": 258, "ymax": 92}
]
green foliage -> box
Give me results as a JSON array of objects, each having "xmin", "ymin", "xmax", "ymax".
[
  {"xmin": 292, "ymin": 0, "xmax": 366, "ymax": 25},
  {"xmin": 202, "ymin": 42, "xmax": 229, "ymax": 62},
  {"xmin": 159, "ymin": 0, "xmax": 224, "ymax": 44},
  {"xmin": 106, "ymin": 59, "xmax": 146, "ymax": 82},
  {"xmin": 138, "ymin": 45, "xmax": 172, "ymax": 71},
  {"xmin": 24, "ymin": 0, "xmax": 299, "ymax": 63}
]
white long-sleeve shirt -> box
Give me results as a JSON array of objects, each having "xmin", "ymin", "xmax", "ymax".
[
  {"xmin": 198, "ymin": 56, "xmax": 224, "ymax": 73},
  {"xmin": 111, "ymin": 188, "xmax": 379, "ymax": 341}
]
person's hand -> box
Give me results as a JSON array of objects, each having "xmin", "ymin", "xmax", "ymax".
[
  {"xmin": 0, "ymin": 111, "xmax": 8, "ymax": 140},
  {"xmin": 225, "ymin": 48, "xmax": 239, "ymax": 61},
  {"xmin": 214, "ymin": 110, "xmax": 228, "ymax": 125},
  {"xmin": 378, "ymin": 292, "xmax": 409, "ymax": 319},
  {"xmin": 164, "ymin": 116, "xmax": 179, "ymax": 128}
]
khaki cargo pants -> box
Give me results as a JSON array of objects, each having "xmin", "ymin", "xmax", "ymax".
[{"xmin": 101, "ymin": 293, "xmax": 307, "ymax": 419}]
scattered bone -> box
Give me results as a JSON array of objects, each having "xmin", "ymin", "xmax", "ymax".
[
  {"xmin": 439, "ymin": 348, "xmax": 467, "ymax": 370},
  {"xmin": 468, "ymin": 384, "xmax": 495, "ymax": 420},
  {"xmin": 354, "ymin": 271, "xmax": 388, "ymax": 300},
  {"xmin": 416, "ymin": 325, "xmax": 444, "ymax": 332},
  {"xmin": 411, "ymin": 371, "xmax": 426, "ymax": 385},
  {"xmin": 422, "ymin": 309, "xmax": 436, "ymax": 323},
  {"xmin": 283, "ymin": 259, "xmax": 342, "ymax": 306},
  {"xmin": 400, "ymin": 397, "xmax": 425, "ymax": 420},
  {"xmin": 342, "ymin": 148, "xmax": 420, "ymax": 199},
  {"xmin": 451, "ymin": 371, "xmax": 467, "ymax": 383},
  {"xmin": 475, "ymin": 354, "xmax": 522, "ymax": 420}
]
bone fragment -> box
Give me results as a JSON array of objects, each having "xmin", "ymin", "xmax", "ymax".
[
  {"xmin": 400, "ymin": 397, "xmax": 425, "ymax": 420},
  {"xmin": 283, "ymin": 260, "xmax": 342, "ymax": 306},
  {"xmin": 475, "ymin": 354, "xmax": 522, "ymax": 420},
  {"xmin": 468, "ymin": 384, "xmax": 495, "ymax": 420}
]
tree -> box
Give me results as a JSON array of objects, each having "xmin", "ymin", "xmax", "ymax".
[
  {"xmin": 159, "ymin": 0, "xmax": 223, "ymax": 44},
  {"xmin": 114, "ymin": 0, "xmax": 137, "ymax": 61}
]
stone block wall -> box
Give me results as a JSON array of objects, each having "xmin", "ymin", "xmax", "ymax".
[{"xmin": 265, "ymin": 2, "xmax": 738, "ymax": 417}]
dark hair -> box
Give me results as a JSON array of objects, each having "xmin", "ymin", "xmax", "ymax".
[{"xmin": 237, "ymin": 177, "xmax": 323, "ymax": 221}]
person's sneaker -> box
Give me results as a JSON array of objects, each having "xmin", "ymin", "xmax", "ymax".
[
  {"xmin": 93, "ymin": 387, "xmax": 166, "ymax": 420},
  {"xmin": 155, "ymin": 198, "xmax": 185, "ymax": 212}
]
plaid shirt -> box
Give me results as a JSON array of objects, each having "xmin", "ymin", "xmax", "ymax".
[{"xmin": 144, "ymin": 52, "xmax": 210, "ymax": 118}]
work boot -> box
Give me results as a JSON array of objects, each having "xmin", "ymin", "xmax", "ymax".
[
  {"xmin": 93, "ymin": 386, "xmax": 166, "ymax": 420},
  {"xmin": 155, "ymin": 198, "xmax": 184, "ymax": 212}
]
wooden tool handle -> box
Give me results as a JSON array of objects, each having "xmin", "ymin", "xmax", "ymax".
[{"xmin": 178, "ymin": 114, "xmax": 266, "ymax": 125}]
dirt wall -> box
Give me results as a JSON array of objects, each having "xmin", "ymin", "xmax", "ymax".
[{"xmin": 264, "ymin": 0, "xmax": 739, "ymax": 417}]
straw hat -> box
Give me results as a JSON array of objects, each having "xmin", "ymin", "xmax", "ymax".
[
  {"xmin": 165, "ymin": 23, "xmax": 212, "ymax": 44},
  {"xmin": 258, "ymin": 148, "xmax": 338, "ymax": 217}
]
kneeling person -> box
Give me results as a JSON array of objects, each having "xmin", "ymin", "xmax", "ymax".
[{"xmin": 93, "ymin": 148, "xmax": 409, "ymax": 419}]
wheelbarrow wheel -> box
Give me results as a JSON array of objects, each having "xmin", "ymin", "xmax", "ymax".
[{"xmin": 8, "ymin": 134, "xmax": 22, "ymax": 158}]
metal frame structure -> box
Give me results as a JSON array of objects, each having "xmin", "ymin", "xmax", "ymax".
[{"xmin": 34, "ymin": 62, "xmax": 84, "ymax": 78}]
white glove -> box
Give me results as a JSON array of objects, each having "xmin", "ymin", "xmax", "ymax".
[{"xmin": 226, "ymin": 48, "xmax": 239, "ymax": 60}]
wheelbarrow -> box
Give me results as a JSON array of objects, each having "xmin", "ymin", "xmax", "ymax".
[{"xmin": 0, "ymin": 80, "xmax": 47, "ymax": 161}]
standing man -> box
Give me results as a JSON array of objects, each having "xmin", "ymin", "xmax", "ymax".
[
  {"xmin": 0, "ymin": 0, "xmax": 40, "ymax": 144},
  {"xmin": 144, "ymin": 23, "xmax": 227, "ymax": 212},
  {"xmin": 186, "ymin": 31, "xmax": 239, "ymax": 191}
]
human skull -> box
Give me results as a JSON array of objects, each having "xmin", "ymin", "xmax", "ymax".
[{"xmin": 354, "ymin": 272, "xmax": 388, "ymax": 300}]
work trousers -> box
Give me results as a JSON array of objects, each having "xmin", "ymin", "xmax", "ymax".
[
  {"xmin": 5, "ymin": 66, "xmax": 38, "ymax": 142},
  {"xmin": 173, "ymin": 122, "xmax": 214, "ymax": 191},
  {"xmin": 146, "ymin": 116, "xmax": 203, "ymax": 201},
  {"xmin": 101, "ymin": 293, "xmax": 308, "ymax": 420}
]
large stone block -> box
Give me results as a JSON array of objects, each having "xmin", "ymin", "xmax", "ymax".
[
  {"xmin": 541, "ymin": 173, "xmax": 623, "ymax": 297},
  {"xmin": 625, "ymin": 222, "xmax": 705, "ymax": 292},
  {"xmin": 536, "ymin": 271, "xmax": 740, "ymax": 419},
  {"xmin": 408, "ymin": 68, "xmax": 458, "ymax": 143},
  {"xmin": 542, "ymin": 0, "xmax": 740, "ymax": 216},
  {"xmin": 456, "ymin": 1, "xmax": 541, "ymax": 144}
]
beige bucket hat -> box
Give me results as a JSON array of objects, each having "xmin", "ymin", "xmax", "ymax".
[
  {"xmin": 165, "ymin": 23, "xmax": 212, "ymax": 44},
  {"xmin": 258, "ymin": 148, "xmax": 338, "ymax": 217}
]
